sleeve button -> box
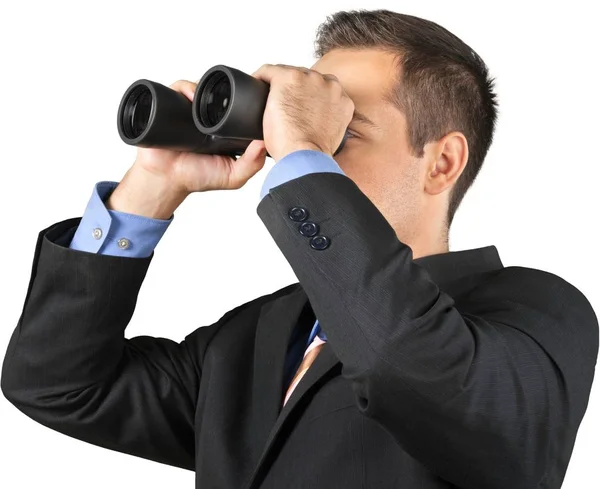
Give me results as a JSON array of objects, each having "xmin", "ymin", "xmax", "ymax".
[
  {"xmin": 288, "ymin": 206, "xmax": 309, "ymax": 222},
  {"xmin": 299, "ymin": 222, "xmax": 319, "ymax": 237},
  {"xmin": 310, "ymin": 235, "xmax": 330, "ymax": 250},
  {"xmin": 117, "ymin": 238, "xmax": 131, "ymax": 250}
]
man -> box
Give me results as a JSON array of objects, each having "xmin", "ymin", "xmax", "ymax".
[{"xmin": 1, "ymin": 8, "xmax": 597, "ymax": 489}]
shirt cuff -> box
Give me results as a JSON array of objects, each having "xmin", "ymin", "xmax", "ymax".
[
  {"xmin": 69, "ymin": 181, "xmax": 174, "ymax": 258},
  {"xmin": 259, "ymin": 150, "xmax": 345, "ymax": 200}
]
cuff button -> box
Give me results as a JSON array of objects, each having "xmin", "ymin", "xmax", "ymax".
[
  {"xmin": 299, "ymin": 222, "xmax": 319, "ymax": 237},
  {"xmin": 310, "ymin": 235, "xmax": 330, "ymax": 250},
  {"xmin": 117, "ymin": 238, "xmax": 131, "ymax": 250},
  {"xmin": 288, "ymin": 206, "xmax": 309, "ymax": 222}
]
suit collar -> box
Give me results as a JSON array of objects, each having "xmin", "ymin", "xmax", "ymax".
[
  {"xmin": 413, "ymin": 245, "xmax": 503, "ymax": 287},
  {"xmin": 244, "ymin": 244, "xmax": 503, "ymax": 488}
]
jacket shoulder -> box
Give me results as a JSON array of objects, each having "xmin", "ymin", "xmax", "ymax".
[
  {"xmin": 480, "ymin": 266, "xmax": 598, "ymax": 343},
  {"xmin": 497, "ymin": 266, "xmax": 595, "ymax": 316}
]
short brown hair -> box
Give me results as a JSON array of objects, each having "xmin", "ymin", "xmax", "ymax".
[{"xmin": 314, "ymin": 9, "xmax": 499, "ymax": 230}]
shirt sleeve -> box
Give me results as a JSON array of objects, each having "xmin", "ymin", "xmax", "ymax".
[
  {"xmin": 260, "ymin": 149, "xmax": 345, "ymax": 200},
  {"xmin": 68, "ymin": 181, "xmax": 173, "ymax": 258}
]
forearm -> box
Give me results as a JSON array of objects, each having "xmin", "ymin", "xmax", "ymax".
[
  {"xmin": 68, "ymin": 180, "xmax": 173, "ymax": 258},
  {"xmin": 1, "ymin": 217, "xmax": 203, "ymax": 469},
  {"xmin": 2, "ymin": 218, "xmax": 154, "ymax": 396},
  {"xmin": 106, "ymin": 163, "xmax": 189, "ymax": 220},
  {"xmin": 257, "ymin": 170, "xmax": 598, "ymax": 488}
]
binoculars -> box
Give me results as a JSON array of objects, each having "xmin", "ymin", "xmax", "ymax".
[{"xmin": 116, "ymin": 65, "xmax": 347, "ymax": 158}]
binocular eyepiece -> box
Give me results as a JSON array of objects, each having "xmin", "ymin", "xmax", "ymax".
[{"xmin": 117, "ymin": 65, "xmax": 347, "ymax": 158}]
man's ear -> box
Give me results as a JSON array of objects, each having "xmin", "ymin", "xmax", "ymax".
[{"xmin": 425, "ymin": 131, "xmax": 468, "ymax": 195}]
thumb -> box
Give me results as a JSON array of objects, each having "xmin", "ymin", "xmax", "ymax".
[{"xmin": 228, "ymin": 139, "xmax": 268, "ymax": 188}]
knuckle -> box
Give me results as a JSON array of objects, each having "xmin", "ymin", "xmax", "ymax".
[
  {"xmin": 169, "ymin": 79, "xmax": 195, "ymax": 91},
  {"xmin": 330, "ymin": 80, "xmax": 344, "ymax": 93},
  {"xmin": 252, "ymin": 63, "xmax": 270, "ymax": 75},
  {"xmin": 169, "ymin": 79, "xmax": 185, "ymax": 89},
  {"xmin": 288, "ymin": 69, "xmax": 306, "ymax": 82}
]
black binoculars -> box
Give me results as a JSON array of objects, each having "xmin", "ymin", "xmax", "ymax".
[{"xmin": 116, "ymin": 65, "xmax": 347, "ymax": 158}]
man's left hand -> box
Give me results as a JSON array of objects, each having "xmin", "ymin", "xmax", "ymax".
[{"xmin": 252, "ymin": 63, "xmax": 355, "ymax": 162}]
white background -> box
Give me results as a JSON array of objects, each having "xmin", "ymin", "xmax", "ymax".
[{"xmin": 0, "ymin": 0, "xmax": 598, "ymax": 487}]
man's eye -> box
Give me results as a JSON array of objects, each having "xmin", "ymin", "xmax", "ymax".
[{"xmin": 345, "ymin": 129, "xmax": 357, "ymax": 138}]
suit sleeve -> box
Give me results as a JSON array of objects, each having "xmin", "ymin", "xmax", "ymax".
[
  {"xmin": 0, "ymin": 217, "xmax": 231, "ymax": 471},
  {"xmin": 256, "ymin": 169, "xmax": 599, "ymax": 489}
]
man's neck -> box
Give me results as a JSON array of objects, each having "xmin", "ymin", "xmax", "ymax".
[{"xmin": 396, "ymin": 222, "xmax": 449, "ymax": 260}]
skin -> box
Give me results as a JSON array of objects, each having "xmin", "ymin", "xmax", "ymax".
[
  {"xmin": 109, "ymin": 48, "xmax": 469, "ymax": 262},
  {"xmin": 307, "ymin": 48, "xmax": 469, "ymax": 259}
]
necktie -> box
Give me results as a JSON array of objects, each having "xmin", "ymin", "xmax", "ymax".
[{"xmin": 283, "ymin": 323, "xmax": 327, "ymax": 407}]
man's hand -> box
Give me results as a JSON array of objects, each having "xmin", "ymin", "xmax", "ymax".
[
  {"xmin": 107, "ymin": 80, "xmax": 268, "ymax": 219},
  {"xmin": 252, "ymin": 64, "xmax": 355, "ymax": 162}
]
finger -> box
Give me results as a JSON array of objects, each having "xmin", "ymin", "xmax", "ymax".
[
  {"xmin": 240, "ymin": 139, "xmax": 267, "ymax": 164},
  {"xmin": 168, "ymin": 79, "xmax": 198, "ymax": 101},
  {"xmin": 229, "ymin": 140, "xmax": 268, "ymax": 187},
  {"xmin": 251, "ymin": 63, "xmax": 286, "ymax": 83},
  {"xmin": 321, "ymin": 73, "xmax": 339, "ymax": 82},
  {"xmin": 275, "ymin": 64, "xmax": 310, "ymax": 74}
]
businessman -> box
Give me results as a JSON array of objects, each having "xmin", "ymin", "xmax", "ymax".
[{"xmin": 2, "ymin": 9, "xmax": 598, "ymax": 489}]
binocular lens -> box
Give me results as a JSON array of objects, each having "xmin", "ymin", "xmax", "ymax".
[
  {"xmin": 122, "ymin": 86, "xmax": 153, "ymax": 139},
  {"xmin": 118, "ymin": 65, "xmax": 346, "ymax": 156},
  {"xmin": 199, "ymin": 72, "xmax": 231, "ymax": 127}
]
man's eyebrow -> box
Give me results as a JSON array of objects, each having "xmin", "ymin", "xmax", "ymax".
[{"xmin": 351, "ymin": 109, "xmax": 378, "ymax": 130}]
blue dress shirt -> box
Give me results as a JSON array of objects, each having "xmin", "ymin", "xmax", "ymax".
[
  {"xmin": 68, "ymin": 181, "xmax": 173, "ymax": 257},
  {"xmin": 68, "ymin": 149, "xmax": 338, "ymax": 389}
]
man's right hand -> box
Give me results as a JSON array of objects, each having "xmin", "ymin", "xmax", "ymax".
[{"xmin": 106, "ymin": 79, "xmax": 268, "ymax": 220}]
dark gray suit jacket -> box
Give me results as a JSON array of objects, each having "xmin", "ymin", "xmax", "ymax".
[{"xmin": 2, "ymin": 172, "xmax": 598, "ymax": 488}]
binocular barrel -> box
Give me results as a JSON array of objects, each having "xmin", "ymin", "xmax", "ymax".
[{"xmin": 117, "ymin": 65, "xmax": 346, "ymax": 158}]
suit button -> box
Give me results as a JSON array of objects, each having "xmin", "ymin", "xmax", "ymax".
[
  {"xmin": 288, "ymin": 206, "xmax": 308, "ymax": 222},
  {"xmin": 310, "ymin": 235, "xmax": 330, "ymax": 250},
  {"xmin": 299, "ymin": 221, "xmax": 319, "ymax": 237}
]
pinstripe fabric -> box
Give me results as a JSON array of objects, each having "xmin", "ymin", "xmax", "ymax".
[{"xmin": 2, "ymin": 170, "xmax": 598, "ymax": 489}]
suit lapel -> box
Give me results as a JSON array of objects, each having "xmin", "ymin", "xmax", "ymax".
[
  {"xmin": 246, "ymin": 283, "xmax": 341, "ymax": 489},
  {"xmin": 243, "ymin": 245, "xmax": 504, "ymax": 488}
]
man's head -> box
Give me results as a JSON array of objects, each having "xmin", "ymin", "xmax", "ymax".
[{"xmin": 310, "ymin": 9, "xmax": 498, "ymax": 257}]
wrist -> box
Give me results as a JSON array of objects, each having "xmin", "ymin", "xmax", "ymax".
[
  {"xmin": 106, "ymin": 164, "xmax": 189, "ymax": 220},
  {"xmin": 276, "ymin": 142, "xmax": 327, "ymax": 162}
]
